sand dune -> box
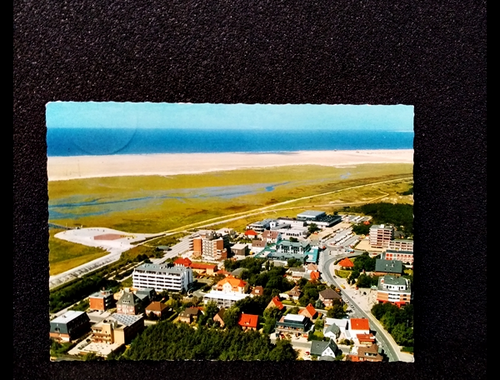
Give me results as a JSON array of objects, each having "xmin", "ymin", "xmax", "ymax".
[{"xmin": 47, "ymin": 149, "xmax": 413, "ymax": 181}]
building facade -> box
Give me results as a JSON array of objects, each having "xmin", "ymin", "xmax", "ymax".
[
  {"xmin": 132, "ymin": 263, "xmax": 193, "ymax": 292},
  {"xmin": 369, "ymin": 224, "xmax": 395, "ymax": 248},
  {"xmin": 376, "ymin": 275, "xmax": 412, "ymax": 307},
  {"xmin": 382, "ymin": 249, "xmax": 414, "ymax": 265},
  {"xmin": 50, "ymin": 311, "xmax": 91, "ymax": 342},
  {"xmin": 88, "ymin": 289, "xmax": 115, "ymax": 311},
  {"xmin": 91, "ymin": 313, "xmax": 144, "ymax": 345},
  {"xmin": 275, "ymin": 314, "xmax": 313, "ymax": 338}
]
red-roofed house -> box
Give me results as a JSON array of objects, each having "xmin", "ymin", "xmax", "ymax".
[
  {"xmin": 244, "ymin": 230, "xmax": 259, "ymax": 238},
  {"xmin": 356, "ymin": 333, "xmax": 376, "ymax": 346},
  {"xmin": 237, "ymin": 313, "xmax": 259, "ymax": 331},
  {"xmin": 299, "ymin": 303, "xmax": 317, "ymax": 320},
  {"xmin": 309, "ymin": 271, "xmax": 320, "ymax": 282},
  {"xmin": 174, "ymin": 258, "xmax": 218, "ymax": 275},
  {"xmin": 174, "ymin": 257, "xmax": 192, "ymax": 267},
  {"xmin": 216, "ymin": 275, "xmax": 248, "ymax": 294},
  {"xmin": 338, "ymin": 257, "xmax": 354, "ymax": 269},
  {"xmin": 190, "ymin": 263, "xmax": 218, "ymax": 275},
  {"xmin": 348, "ymin": 318, "xmax": 370, "ymax": 337},
  {"xmin": 266, "ymin": 296, "xmax": 284, "ymax": 311}
]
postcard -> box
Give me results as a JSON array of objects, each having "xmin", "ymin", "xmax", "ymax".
[{"xmin": 47, "ymin": 102, "xmax": 414, "ymax": 362}]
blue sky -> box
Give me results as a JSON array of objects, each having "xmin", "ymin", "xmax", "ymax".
[{"xmin": 46, "ymin": 102, "xmax": 414, "ymax": 131}]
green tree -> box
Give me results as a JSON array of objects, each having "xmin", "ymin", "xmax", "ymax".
[
  {"xmin": 327, "ymin": 304, "xmax": 347, "ymax": 319},
  {"xmin": 314, "ymin": 317, "xmax": 324, "ymax": 330},
  {"xmin": 308, "ymin": 223, "xmax": 320, "ymax": 234},
  {"xmin": 222, "ymin": 306, "xmax": 240, "ymax": 329},
  {"xmin": 269, "ymin": 339, "xmax": 298, "ymax": 361},
  {"xmin": 352, "ymin": 223, "xmax": 370, "ymax": 235},
  {"xmin": 355, "ymin": 273, "xmax": 373, "ymax": 288}
]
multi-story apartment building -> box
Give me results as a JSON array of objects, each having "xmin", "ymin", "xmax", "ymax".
[
  {"xmin": 90, "ymin": 313, "xmax": 144, "ymax": 345},
  {"xmin": 88, "ymin": 289, "xmax": 115, "ymax": 311},
  {"xmin": 369, "ymin": 224, "xmax": 395, "ymax": 248},
  {"xmin": 376, "ymin": 275, "xmax": 412, "ymax": 307},
  {"xmin": 189, "ymin": 230, "xmax": 228, "ymax": 260},
  {"xmin": 387, "ymin": 239, "xmax": 414, "ymax": 252},
  {"xmin": 132, "ymin": 263, "xmax": 193, "ymax": 292},
  {"xmin": 382, "ymin": 249, "xmax": 414, "ymax": 265}
]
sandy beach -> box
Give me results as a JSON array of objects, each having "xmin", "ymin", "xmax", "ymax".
[{"xmin": 47, "ymin": 149, "xmax": 413, "ymax": 181}]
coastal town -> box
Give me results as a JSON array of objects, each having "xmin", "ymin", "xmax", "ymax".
[{"xmin": 49, "ymin": 206, "xmax": 415, "ymax": 362}]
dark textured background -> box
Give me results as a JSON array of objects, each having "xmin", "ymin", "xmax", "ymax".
[{"xmin": 13, "ymin": 1, "xmax": 487, "ymax": 379}]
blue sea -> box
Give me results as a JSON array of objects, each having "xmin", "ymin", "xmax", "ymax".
[{"xmin": 47, "ymin": 128, "xmax": 413, "ymax": 157}]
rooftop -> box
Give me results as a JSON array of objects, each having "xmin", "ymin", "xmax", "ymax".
[
  {"xmin": 109, "ymin": 313, "xmax": 143, "ymax": 327},
  {"xmin": 134, "ymin": 263, "xmax": 191, "ymax": 275},
  {"xmin": 51, "ymin": 310, "xmax": 86, "ymax": 324},
  {"xmin": 375, "ymin": 259, "xmax": 404, "ymax": 273},
  {"xmin": 350, "ymin": 318, "xmax": 370, "ymax": 331}
]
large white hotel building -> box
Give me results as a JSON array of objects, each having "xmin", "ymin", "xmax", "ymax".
[{"xmin": 132, "ymin": 263, "xmax": 193, "ymax": 292}]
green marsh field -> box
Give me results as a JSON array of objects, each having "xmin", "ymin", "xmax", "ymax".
[{"xmin": 48, "ymin": 163, "xmax": 413, "ymax": 274}]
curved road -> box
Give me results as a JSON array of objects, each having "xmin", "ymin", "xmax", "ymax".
[{"xmin": 319, "ymin": 251, "xmax": 413, "ymax": 362}]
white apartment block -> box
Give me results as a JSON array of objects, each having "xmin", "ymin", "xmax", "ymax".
[
  {"xmin": 369, "ymin": 224, "xmax": 394, "ymax": 248},
  {"xmin": 132, "ymin": 263, "xmax": 193, "ymax": 292}
]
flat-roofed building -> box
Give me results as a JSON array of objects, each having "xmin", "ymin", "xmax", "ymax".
[
  {"xmin": 231, "ymin": 243, "xmax": 249, "ymax": 258},
  {"xmin": 296, "ymin": 211, "xmax": 342, "ymax": 228},
  {"xmin": 132, "ymin": 263, "xmax": 193, "ymax": 292},
  {"xmin": 189, "ymin": 230, "xmax": 228, "ymax": 260},
  {"xmin": 89, "ymin": 289, "xmax": 115, "ymax": 311},
  {"xmin": 246, "ymin": 219, "xmax": 274, "ymax": 232},
  {"xmin": 387, "ymin": 239, "xmax": 414, "ymax": 252},
  {"xmin": 376, "ymin": 275, "xmax": 412, "ymax": 307},
  {"xmin": 297, "ymin": 210, "xmax": 326, "ymax": 221},
  {"xmin": 382, "ymin": 249, "xmax": 414, "ymax": 265},
  {"xmin": 278, "ymin": 227, "xmax": 309, "ymax": 239},
  {"xmin": 275, "ymin": 314, "xmax": 313, "ymax": 338},
  {"xmin": 369, "ymin": 224, "xmax": 394, "ymax": 248},
  {"xmin": 203, "ymin": 290, "xmax": 250, "ymax": 308},
  {"xmin": 276, "ymin": 240, "xmax": 311, "ymax": 254},
  {"xmin": 91, "ymin": 313, "xmax": 144, "ymax": 345},
  {"xmin": 50, "ymin": 310, "xmax": 90, "ymax": 342}
]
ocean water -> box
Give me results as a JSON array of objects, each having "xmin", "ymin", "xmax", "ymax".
[{"xmin": 47, "ymin": 128, "xmax": 413, "ymax": 157}]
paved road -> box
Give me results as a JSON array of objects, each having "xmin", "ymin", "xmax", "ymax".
[{"xmin": 318, "ymin": 252, "xmax": 413, "ymax": 362}]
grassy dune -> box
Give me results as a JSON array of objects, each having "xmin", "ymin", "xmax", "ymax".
[
  {"xmin": 49, "ymin": 163, "xmax": 412, "ymax": 232},
  {"xmin": 48, "ymin": 163, "xmax": 413, "ymax": 272}
]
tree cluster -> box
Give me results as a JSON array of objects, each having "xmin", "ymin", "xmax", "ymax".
[
  {"xmin": 326, "ymin": 299, "xmax": 347, "ymax": 319},
  {"xmin": 351, "ymin": 223, "xmax": 371, "ymax": 235},
  {"xmin": 347, "ymin": 253, "xmax": 377, "ymax": 284},
  {"xmin": 119, "ymin": 321, "xmax": 298, "ymax": 361},
  {"xmin": 355, "ymin": 273, "xmax": 380, "ymax": 288},
  {"xmin": 371, "ymin": 303, "xmax": 414, "ymax": 347},
  {"xmin": 352, "ymin": 203, "xmax": 414, "ymax": 237},
  {"xmin": 297, "ymin": 279, "xmax": 326, "ymax": 306},
  {"xmin": 50, "ymin": 275, "xmax": 120, "ymax": 313}
]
